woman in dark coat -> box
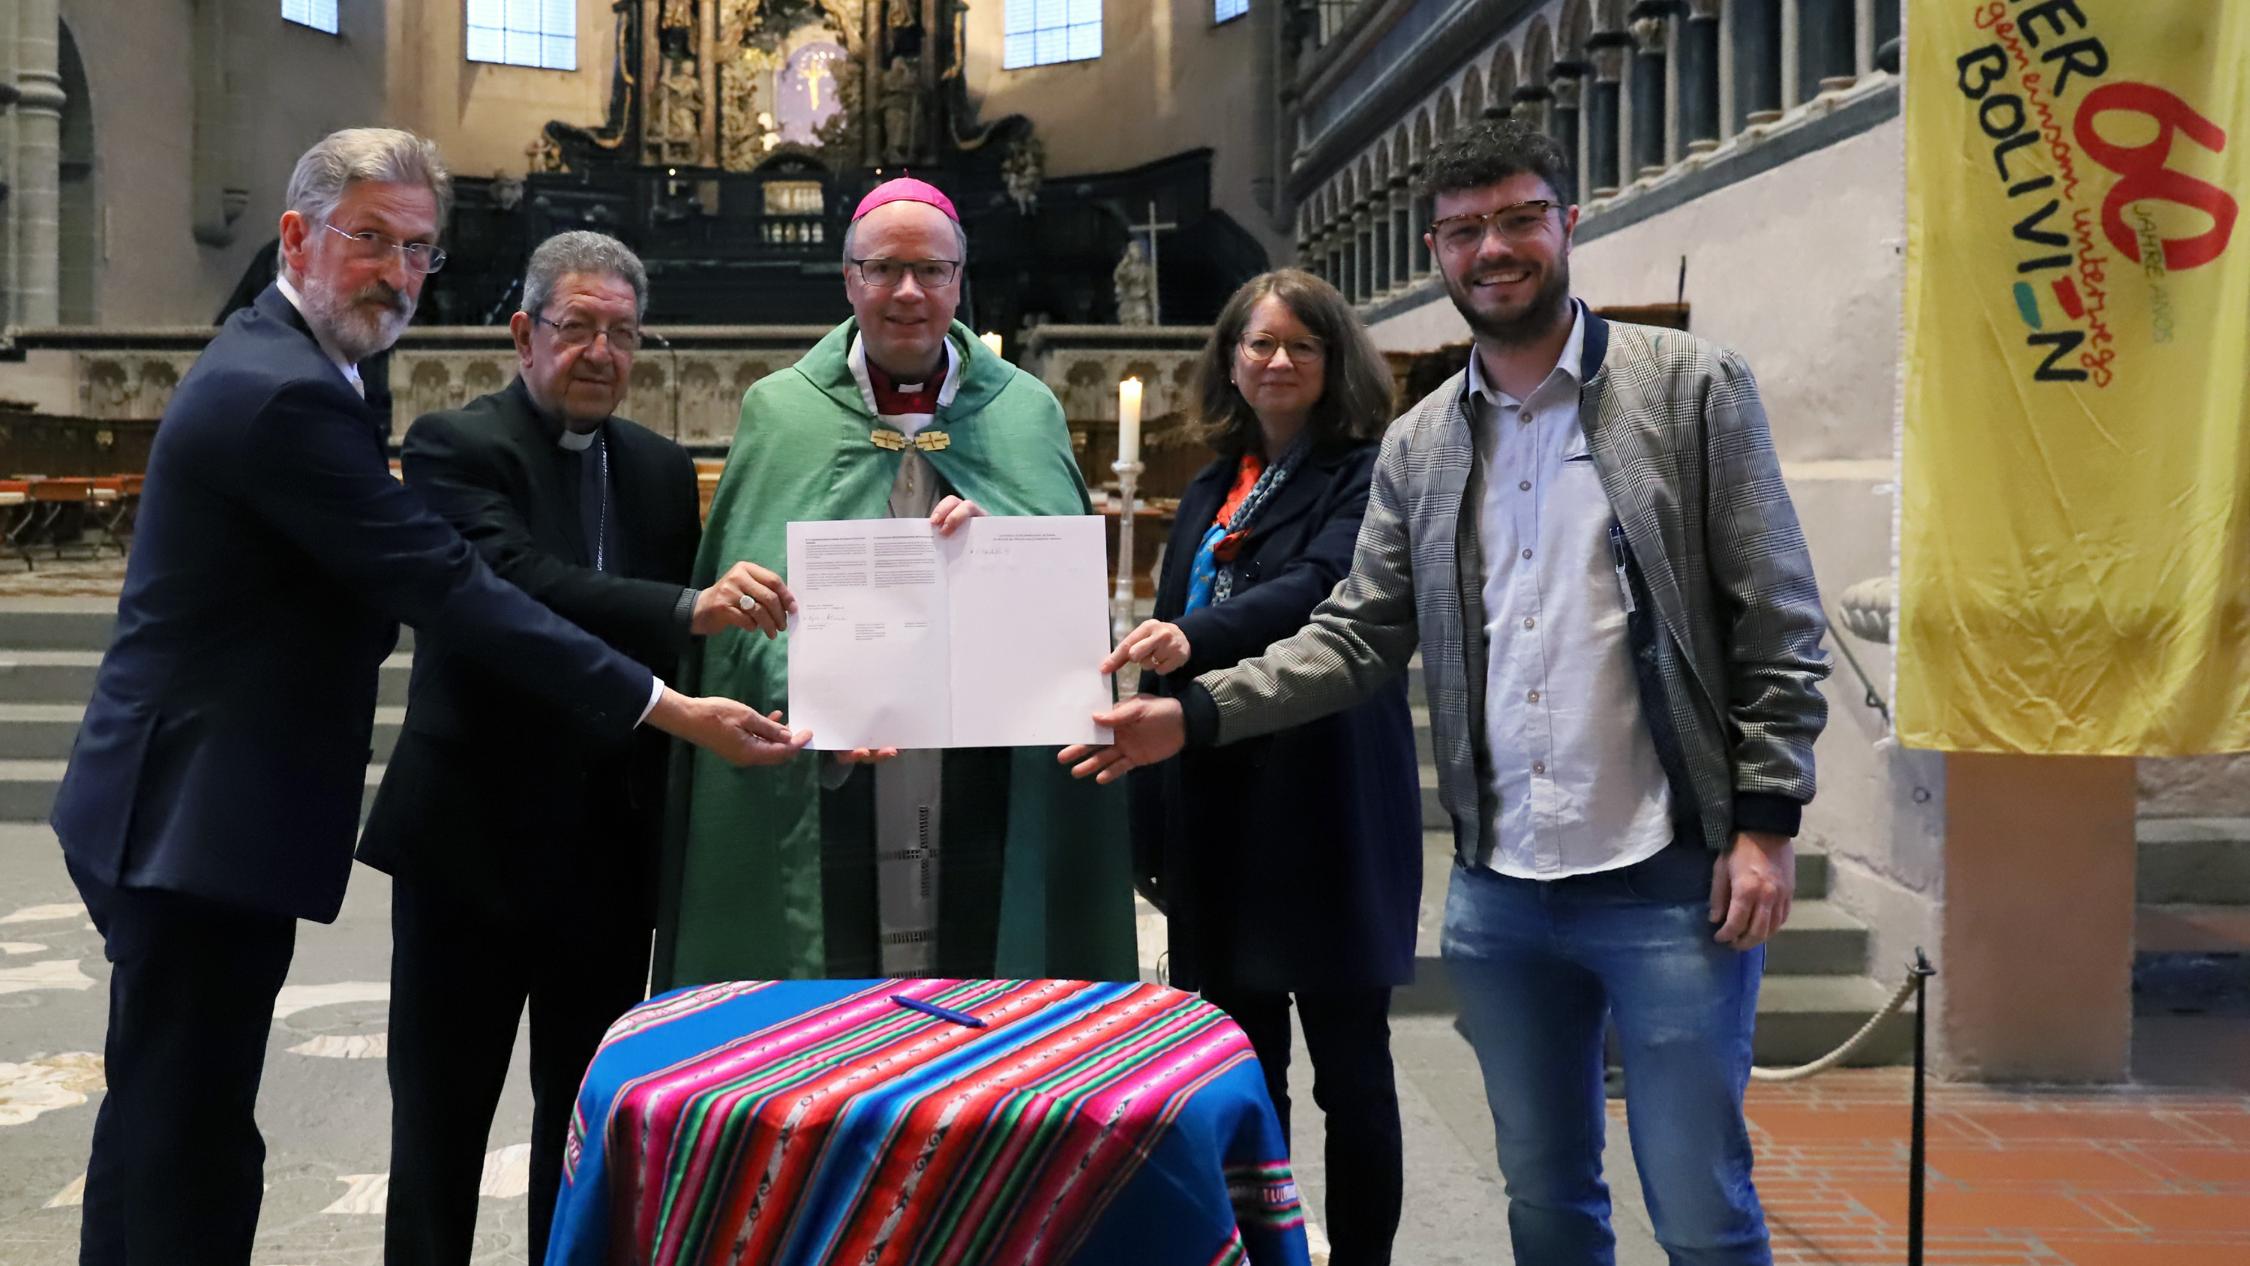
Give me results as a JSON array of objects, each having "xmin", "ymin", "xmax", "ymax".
[{"xmin": 1116, "ymin": 269, "xmax": 1420, "ymax": 1266}]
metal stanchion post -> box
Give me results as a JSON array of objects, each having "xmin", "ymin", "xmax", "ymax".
[{"xmin": 1908, "ymin": 948, "xmax": 1936, "ymax": 1266}]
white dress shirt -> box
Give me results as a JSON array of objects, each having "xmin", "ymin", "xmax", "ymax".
[{"xmin": 1471, "ymin": 304, "xmax": 1675, "ymax": 878}]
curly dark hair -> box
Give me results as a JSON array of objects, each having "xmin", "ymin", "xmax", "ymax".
[
  {"xmin": 1193, "ymin": 269, "xmax": 1395, "ymax": 459},
  {"xmin": 1414, "ymin": 118, "xmax": 1574, "ymax": 204}
]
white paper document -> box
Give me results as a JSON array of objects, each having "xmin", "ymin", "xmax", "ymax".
[{"xmin": 785, "ymin": 515, "xmax": 1114, "ymax": 750}]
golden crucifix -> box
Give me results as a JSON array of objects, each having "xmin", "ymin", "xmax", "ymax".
[{"xmin": 801, "ymin": 53, "xmax": 833, "ymax": 110}]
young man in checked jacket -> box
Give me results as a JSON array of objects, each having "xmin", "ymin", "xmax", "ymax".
[{"xmin": 1065, "ymin": 119, "xmax": 1831, "ymax": 1265}]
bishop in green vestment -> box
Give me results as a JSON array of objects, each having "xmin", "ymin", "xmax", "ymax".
[{"xmin": 655, "ymin": 179, "xmax": 1136, "ymax": 986}]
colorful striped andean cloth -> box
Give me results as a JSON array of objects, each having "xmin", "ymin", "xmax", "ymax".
[{"xmin": 546, "ymin": 978, "xmax": 1310, "ymax": 1266}]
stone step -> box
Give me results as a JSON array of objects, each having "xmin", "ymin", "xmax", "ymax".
[
  {"xmin": 0, "ymin": 650, "xmax": 414, "ymax": 705},
  {"xmin": 2136, "ymin": 902, "xmax": 2250, "ymax": 956},
  {"xmin": 0, "ymin": 703, "xmax": 407, "ymax": 761},
  {"xmin": 2138, "ymin": 817, "xmax": 2250, "ymax": 906},
  {"xmin": 0, "ymin": 759, "xmax": 388, "ymax": 824},
  {"xmin": 0, "ymin": 604, "xmax": 417, "ymax": 654},
  {"xmin": 0, "ymin": 602, "xmax": 116, "ymax": 652},
  {"xmin": 0, "ymin": 761, "xmax": 64, "ymax": 822}
]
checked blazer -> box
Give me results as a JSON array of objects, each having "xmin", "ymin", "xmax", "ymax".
[{"xmin": 1179, "ymin": 306, "xmax": 1832, "ymax": 866}]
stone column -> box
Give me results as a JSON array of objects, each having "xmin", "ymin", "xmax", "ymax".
[
  {"xmin": 1797, "ymin": 0, "xmax": 1856, "ymax": 102},
  {"xmin": 1389, "ymin": 178, "xmax": 1412, "ymax": 288},
  {"xmin": 0, "ymin": 17, "xmax": 15, "ymax": 310},
  {"xmin": 191, "ymin": 0, "xmax": 252, "ymax": 247},
  {"xmin": 1627, "ymin": 10, "xmax": 1671, "ymax": 180},
  {"xmin": 1585, "ymin": 37, "xmax": 1629, "ymax": 199},
  {"xmin": 1734, "ymin": 0, "xmax": 1784, "ymax": 127},
  {"xmin": 1359, "ymin": 205, "xmax": 1378, "ymax": 301},
  {"xmin": 1371, "ymin": 198, "xmax": 1392, "ymax": 296},
  {"xmin": 1873, "ymin": 0, "xmax": 1902, "ymax": 74},
  {"xmin": 1297, "ymin": 233, "xmax": 1318, "ymax": 281},
  {"xmin": 1511, "ymin": 84, "xmax": 1552, "ymax": 138},
  {"xmin": 1341, "ymin": 226, "xmax": 1359, "ymax": 304},
  {"xmin": 11, "ymin": 0, "xmax": 63, "ymax": 325},
  {"xmin": 1415, "ymin": 190, "xmax": 1435, "ymax": 280},
  {"xmin": 1680, "ymin": 0, "xmax": 1722, "ymax": 154},
  {"xmin": 1548, "ymin": 68, "xmax": 1584, "ymax": 205}
]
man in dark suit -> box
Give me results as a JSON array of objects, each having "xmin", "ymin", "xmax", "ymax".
[
  {"xmin": 49, "ymin": 130, "xmax": 806, "ymax": 1266},
  {"xmin": 356, "ymin": 231, "xmax": 788, "ymax": 1266}
]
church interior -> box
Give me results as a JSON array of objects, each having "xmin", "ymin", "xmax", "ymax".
[{"xmin": 0, "ymin": 2, "xmax": 2246, "ymax": 1263}]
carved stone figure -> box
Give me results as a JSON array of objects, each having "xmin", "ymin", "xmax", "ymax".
[
  {"xmin": 1113, "ymin": 240, "xmax": 1156, "ymax": 326},
  {"xmin": 1002, "ymin": 135, "xmax": 1044, "ymax": 214},
  {"xmin": 662, "ymin": 58, "xmax": 704, "ymax": 154},
  {"xmin": 878, "ymin": 57, "xmax": 922, "ymax": 164},
  {"xmin": 525, "ymin": 134, "xmax": 565, "ymax": 174}
]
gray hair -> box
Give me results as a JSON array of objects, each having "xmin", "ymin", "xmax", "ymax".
[
  {"xmin": 840, "ymin": 215, "xmax": 970, "ymax": 267},
  {"xmin": 284, "ymin": 127, "xmax": 453, "ymax": 228},
  {"xmin": 522, "ymin": 231, "xmax": 650, "ymax": 319}
]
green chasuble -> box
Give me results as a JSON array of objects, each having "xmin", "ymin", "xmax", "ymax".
[{"xmin": 654, "ymin": 319, "xmax": 1137, "ymax": 987}]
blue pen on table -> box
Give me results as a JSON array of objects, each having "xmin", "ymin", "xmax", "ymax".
[{"xmin": 890, "ymin": 993, "xmax": 989, "ymax": 1029}]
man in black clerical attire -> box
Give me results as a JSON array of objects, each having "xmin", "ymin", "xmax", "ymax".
[{"xmin": 356, "ymin": 231, "xmax": 793, "ymax": 1266}]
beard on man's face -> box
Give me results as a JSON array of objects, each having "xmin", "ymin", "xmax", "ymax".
[
  {"xmin": 302, "ymin": 273, "xmax": 416, "ymax": 363},
  {"xmin": 1442, "ymin": 251, "xmax": 1573, "ymax": 347}
]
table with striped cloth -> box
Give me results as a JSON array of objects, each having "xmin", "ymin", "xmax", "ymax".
[{"xmin": 547, "ymin": 977, "xmax": 1310, "ymax": 1266}]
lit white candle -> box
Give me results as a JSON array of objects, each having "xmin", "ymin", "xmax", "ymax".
[
  {"xmin": 978, "ymin": 330, "xmax": 1004, "ymax": 358},
  {"xmin": 1117, "ymin": 377, "xmax": 1143, "ymax": 467}
]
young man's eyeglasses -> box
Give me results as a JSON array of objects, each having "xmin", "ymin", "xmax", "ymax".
[
  {"xmin": 1428, "ymin": 200, "xmax": 1562, "ymax": 255},
  {"xmin": 1239, "ymin": 333, "xmax": 1326, "ymax": 363},
  {"xmin": 322, "ymin": 222, "xmax": 448, "ymax": 273},
  {"xmin": 851, "ymin": 258, "xmax": 962, "ymax": 289},
  {"xmin": 534, "ymin": 315, "xmax": 643, "ymax": 354}
]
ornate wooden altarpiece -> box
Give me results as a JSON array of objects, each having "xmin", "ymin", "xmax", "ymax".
[{"xmin": 411, "ymin": 0, "xmax": 1268, "ymax": 339}]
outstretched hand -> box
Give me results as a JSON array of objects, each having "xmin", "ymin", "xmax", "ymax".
[
  {"xmin": 1100, "ymin": 619, "xmax": 1193, "ymax": 677},
  {"xmin": 648, "ymin": 688, "xmax": 812, "ymax": 767},
  {"xmin": 833, "ymin": 747, "xmax": 901, "ymax": 765},
  {"xmin": 1057, "ymin": 695, "xmax": 1187, "ymax": 784}
]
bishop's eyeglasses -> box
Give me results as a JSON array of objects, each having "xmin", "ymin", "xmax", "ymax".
[{"xmin": 851, "ymin": 258, "xmax": 962, "ymax": 289}]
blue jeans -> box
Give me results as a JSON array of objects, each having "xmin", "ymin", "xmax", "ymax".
[{"xmin": 1440, "ymin": 845, "xmax": 1770, "ymax": 1266}]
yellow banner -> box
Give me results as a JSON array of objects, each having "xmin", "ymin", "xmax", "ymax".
[{"xmin": 1898, "ymin": 0, "xmax": 2250, "ymax": 754}]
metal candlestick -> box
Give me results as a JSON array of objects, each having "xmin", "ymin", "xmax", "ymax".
[{"xmin": 1111, "ymin": 459, "xmax": 1144, "ymax": 641}]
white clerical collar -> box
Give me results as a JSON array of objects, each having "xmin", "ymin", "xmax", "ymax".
[
  {"xmin": 846, "ymin": 332, "xmax": 962, "ymax": 438},
  {"xmin": 557, "ymin": 425, "xmax": 602, "ymax": 452},
  {"xmin": 274, "ymin": 273, "xmax": 366, "ymax": 397},
  {"xmin": 1466, "ymin": 300, "xmax": 1585, "ymax": 409}
]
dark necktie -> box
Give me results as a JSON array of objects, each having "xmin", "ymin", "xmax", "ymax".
[{"xmin": 579, "ymin": 432, "xmax": 607, "ymax": 571}]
